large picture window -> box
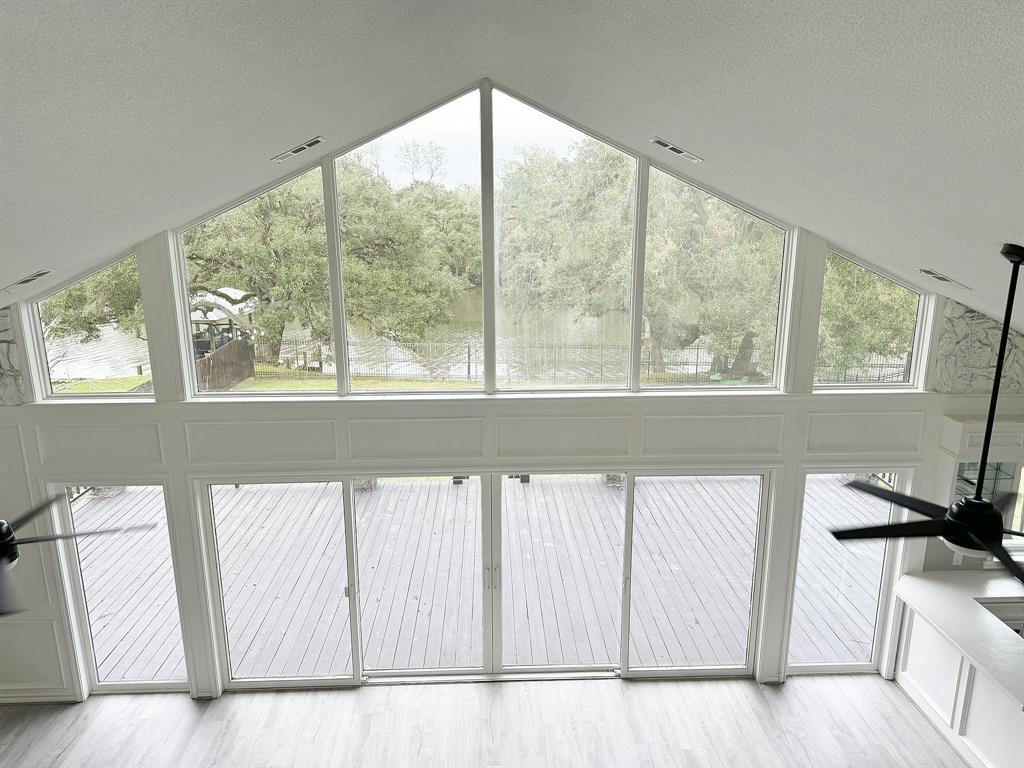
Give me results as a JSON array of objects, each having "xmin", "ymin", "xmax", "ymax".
[
  {"xmin": 493, "ymin": 91, "xmax": 636, "ymax": 389},
  {"xmin": 37, "ymin": 256, "xmax": 152, "ymax": 395},
  {"xmin": 335, "ymin": 92, "xmax": 483, "ymax": 392},
  {"xmin": 183, "ymin": 167, "xmax": 336, "ymax": 393},
  {"xmin": 815, "ymin": 252, "xmax": 921, "ymax": 385},
  {"xmin": 641, "ymin": 168, "xmax": 786, "ymax": 387}
]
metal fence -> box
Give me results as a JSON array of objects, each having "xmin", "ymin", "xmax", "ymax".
[
  {"xmin": 239, "ymin": 337, "xmax": 912, "ymax": 387},
  {"xmin": 814, "ymin": 351, "xmax": 913, "ymax": 385}
]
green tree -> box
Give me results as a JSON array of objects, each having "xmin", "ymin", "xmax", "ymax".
[
  {"xmin": 642, "ymin": 168, "xmax": 785, "ymax": 380},
  {"xmin": 816, "ymin": 253, "xmax": 920, "ymax": 377},
  {"xmin": 495, "ymin": 139, "xmax": 635, "ymax": 326},
  {"xmin": 38, "ymin": 257, "xmax": 145, "ymax": 342},
  {"xmin": 184, "ymin": 168, "xmax": 332, "ymax": 359},
  {"xmin": 335, "ymin": 153, "xmax": 476, "ymax": 341}
]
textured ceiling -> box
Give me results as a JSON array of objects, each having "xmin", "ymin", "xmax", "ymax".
[{"xmin": 1, "ymin": 0, "xmax": 1022, "ymax": 324}]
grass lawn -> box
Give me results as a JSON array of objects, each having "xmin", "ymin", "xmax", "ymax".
[
  {"xmin": 52, "ymin": 375, "xmax": 152, "ymax": 394},
  {"xmin": 230, "ymin": 372, "xmax": 482, "ymax": 392}
]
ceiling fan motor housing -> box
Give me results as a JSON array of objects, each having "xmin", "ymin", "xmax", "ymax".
[
  {"xmin": 944, "ymin": 497, "xmax": 1004, "ymax": 552},
  {"xmin": 0, "ymin": 520, "xmax": 19, "ymax": 564}
]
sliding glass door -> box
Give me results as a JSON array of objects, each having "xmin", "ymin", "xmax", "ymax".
[
  {"xmin": 624, "ymin": 474, "xmax": 765, "ymax": 673},
  {"xmin": 208, "ymin": 481, "xmax": 357, "ymax": 682},
  {"xmin": 65, "ymin": 485, "xmax": 187, "ymax": 687},
  {"xmin": 355, "ymin": 476, "xmax": 483, "ymax": 673},
  {"xmin": 200, "ymin": 470, "xmax": 772, "ymax": 685},
  {"xmin": 500, "ymin": 473, "xmax": 625, "ymax": 669}
]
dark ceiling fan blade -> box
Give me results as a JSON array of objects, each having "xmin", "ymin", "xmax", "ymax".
[
  {"xmin": 14, "ymin": 523, "xmax": 156, "ymax": 545},
  {"xmin": 0, "ymin": 559, "xmax": 24, "ymax": 616},
  {"xmin": 832, "ymin": 519, "xmax": 948, "ymax": 540},
  {"xmin": 844, "ymin": 480, "xmax": 948, "ymax": 519},
  {"xmin": 8, "ymin": 495, "xmax": 64, "ymax": 531},
  {"xmin": 1004, "ymin": 529, "xmax": 1024, "ymax": 537},
  {"xmin": 971, "ymin": 535, "xmax": 1024, "ymax": 584},
  {"xmin": 992, "ymin": 492, "xmax": 1018, "ymax": 515}
]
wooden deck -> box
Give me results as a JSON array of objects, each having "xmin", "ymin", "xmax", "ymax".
[{"xmin": 70, "ymin": 474, "xmax": 886, "ymax": 682}]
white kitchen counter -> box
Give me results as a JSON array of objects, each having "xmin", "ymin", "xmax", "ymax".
[{"xmin": 897, "ymin": 570, "xmax": 1023, "ymax": 704}]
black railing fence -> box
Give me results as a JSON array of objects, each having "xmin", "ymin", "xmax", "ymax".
[
  {"xmin": 813, "ymin": 350, "xmax": 913, "ymax": 385},
  {"xmin": 230, "ymin": 337, "xmax": 912, "ymax": 387}
]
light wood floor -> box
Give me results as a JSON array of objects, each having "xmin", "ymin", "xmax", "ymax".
[
  {"xmin": 0, "ymin": 676, "xmax": 966, "ymax": 768},
  {"xmin": 69, "ymin": 474, "xmax": 886, "ymax": 682}
]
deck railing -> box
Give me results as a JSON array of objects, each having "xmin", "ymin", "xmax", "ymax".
[{"xmin": 238, "ymin": 338, "xmax": 912, "ymax": 387}]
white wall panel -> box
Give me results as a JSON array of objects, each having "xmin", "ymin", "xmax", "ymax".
[
  {"xmin": 347, "ymin": 417, "xmax": 484, "ymax": 461},
  {"xmin": 902, "ymin": 613, "xmax": 962, "ymax": 721},
  {"xmin": 806, "ymin": 412, "xmax": 924, "ymax": 455},
  {"xmin": 0, "ymin": 622, "xmax": 65, "ymax": 686},
  {"xmin": 497, "ymin": 416, "xmax": 629, "ymax": 458},
  {"xmin": 641, "ymin": 414, "xmax": 783, "ymax": 457},
  {"xmin": 963, "ymin": 667, "xmax": 1024, "ymax": 768},
  {"xmin": 187, "ymin": 420, "xmax": 337, "ymax": 465},
  {"xmin": 36, "ymin": 423, "xmax": 163, "ymax": 467},
  {"xmin": 0, "ymin": 425, "xmax": 78, "ymax": 702}
]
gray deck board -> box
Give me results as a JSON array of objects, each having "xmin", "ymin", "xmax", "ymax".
[{"xmin": 70, "ymin": 474, "xmax": 884, "ymax": 682}]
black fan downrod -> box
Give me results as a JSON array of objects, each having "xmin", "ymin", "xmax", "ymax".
[{"xmin": 834, "ymin": 243, "xmax": 1024, "ymax": 585}]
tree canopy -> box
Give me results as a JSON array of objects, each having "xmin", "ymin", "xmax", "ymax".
[{"xmin": 39, "ymin": 132, "xmax": 921, "ymax": 385}]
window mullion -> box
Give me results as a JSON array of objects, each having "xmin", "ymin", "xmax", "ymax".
[
  {"xmin": 781, "ymin": 227, "xmax": 827, "ymax": 393},
  {"xmin": 480, "ymin": 80, "xmax": 497, "ymax": 394},
  {"xmin": 322, "ymin": 156, "xmax": 350, "ymax": 396},
  {"xmin": 628, "ymin": 158, "xmax": 650, "ymax": 392}
]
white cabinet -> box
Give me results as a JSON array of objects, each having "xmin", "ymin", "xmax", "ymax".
[{"xmin": 897, "ymin": 604, "xmax": 1024, "ymax": 768}]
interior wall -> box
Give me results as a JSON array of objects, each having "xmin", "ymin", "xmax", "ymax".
[
  {"xmin": 922, "ymin": 297, "xmax": 1024, "ymax": 570},
  {"xmin": 2, "ymin": 247, "xmax": 1022, "ymax": 701},
  {"xmin": 932, "ymin": 298, "xmax": 1024, "ymax": 394},
  {"xmin": 0, "ymin": 307, "xmax": 25, "ymax": 406}
]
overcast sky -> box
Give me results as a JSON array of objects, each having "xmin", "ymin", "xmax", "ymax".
[{"xmin": 361, "ymin": 90, "xmax": 593, "ymax": 189}]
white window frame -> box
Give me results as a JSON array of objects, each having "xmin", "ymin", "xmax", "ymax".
[
  {"xmin": 620, "ymin": 468, "xmax": 772, "ymax": 679},
  {"xmin": 48, "ymin": 479, "xmax": 190, "ymax": 694},
  {"xmin": 164, "ymin": 77, "xmax": 800, "ymax": 399},
  {"xmin": 784, "ymin": 466, "xmax": 914, "ymax": 675},
  {"xmin": 637, "ymin": 164, "xmax": 793, "ymax": 393},
  {"xmin": 30, "ymin": 252, "xmax": 154, "ymax": 401},
  {"xmin": 812, "ymin": 248, "xmax": 931, "ymax": 392},
  {"xmin": 196, "ymin": 474, "xmax": 363, "ymax": 690}
]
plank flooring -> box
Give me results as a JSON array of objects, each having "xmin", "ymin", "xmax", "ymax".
[
  {"xmin": 0, "ymin": 676, "xmax": 967, "ymax": 768},
  {"xmin": 69, "ymin": 474, "xmax": 884, "ymax": 682}
]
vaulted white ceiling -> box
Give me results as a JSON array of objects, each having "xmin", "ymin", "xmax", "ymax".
[{"xmin": 2, "ymin": 1, "xmax": 1022, "ymax": 324}]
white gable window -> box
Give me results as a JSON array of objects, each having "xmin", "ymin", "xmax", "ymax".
[
  {"xmin": 335, "ymin": 90, "xmax": 484, "ymax": 392},
  {"xmin": 182, "ymin": 167, "xmax": 336, "ymax": 393},
  {"xmin": 492, "ymin": 91, "xmax": 637, "ymax": 389},
  {"xmin": 814, "ymin": 252, "xmax": 922, "ymax": 386},
  {"xmin": 36, "ymin": 255, "xmax": 152, "ymax": 396},
  {"xmin": 641, "ymin": 168, "xmax": 786, "ymax": 387}
]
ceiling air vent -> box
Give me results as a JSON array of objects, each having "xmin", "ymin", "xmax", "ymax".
[
  {"xmin": 2, "ymin": 269, "xmax": 50, "ymax": 291},
  {"xmin": 271, "ymin": 135, "xmax": 325, "ymax": 164},
  {"xmin": 919, "ymin": 268, "xmax": 972, "ymax": 291},
  {"xmin": 650, "ymin": 136, "xmax": 703, "ymax": 163}
]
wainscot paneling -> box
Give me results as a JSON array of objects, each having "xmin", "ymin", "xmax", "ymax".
[
  {"xmin": 805, "ymin": 412, "xmax": 924, "ymax": 456},
  {"xmin": 641, "ymin": 414, "xmax": 784, "ymax": 457},
  {"xmin": 186, "ymin": 420, "xmax": 338, "ymax": 464},
  {"xmin": 962, "ymin": 666, "xmax": 1024, "ymax": 768},
  {"xmin": 496, "ymin": 416, "xmax": 630, "ymax": 458},
  {"xmin": 902, "ymin": 613, "xmax": 961, "ymax": 721},
  {"xmin": 36, "ymin": 423, "xmax": 163, "ymax": 467},
  {"xmin": 347, "ymin": 417, "xmax": 484, "ymax": 461},
  {"xmin": 0, "ymin": 622, "xmax": 66, "ymax": 687}
]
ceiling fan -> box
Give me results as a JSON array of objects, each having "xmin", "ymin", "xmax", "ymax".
[
  {"xmin": 834, "ymin": 243, "xmax": 1024, "ymax": 584},
  {"xmin": 0, "ymin": 494, "xmax": 154, "ymax": 615}
]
